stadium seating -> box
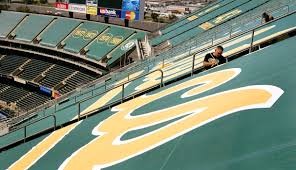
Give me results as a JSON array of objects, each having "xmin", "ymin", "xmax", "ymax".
[
  {"xmin": 159, "ymin": 0, "xmax": 225, "ymax": 35},
  {"xmin": 0, "ymin": 11, "xmax": 26, "ymax": 38},
  {"xmin": 0, "ymin": 84, "xmax": 30, "ymax": 103},
  {"xmin": 58, "ymin": 72, "xmax": 96, "ymax": 94},
  {"xmin": 86, "ymin": 26, "xmax": 135, "ymax": 61},
  {"xmin": 152, "ymin": 0, "xmax": 239, "ymax": 45},
  {"xmin": 39, "ymin": 65, "xmax": 76, "ymax": 89},
  {"xmin": 169, "ymin": 0, "xmax": 272, "ymax": 46},
  {"xmin": 39, "ymin": 18, "xmax": 81, "ymax": 48},
  {"xmin": 18, "ymin": 58, "xmax": 53, "ymax": 81},
  {"xmin": 63, "ymin": 22, "xmax": 108, "ymax": 53},
  {"xmin": 0, "ymin": 11, "xmax": 146, "ymax": 69},
  {"xmin": 157, "ymin": 0, "xmax": 295, "ymax": 58},
  {"xmin": 12, "ymin": 14, "xmax": 54, "ymax": 42},
  {"xmin": 151, "ymin": 0, "xmax": 289, "ymax": 47},
  {"xmin": 151, "ymin": 0, "xmax": 254, "ymax": 45},
  {"xmin": 0, "ymin": 82, "xmax": 51, "ymax": 111},
  {"xmin": 0, "ymin": 55, "xmax": 29, "ymax": 75},
  {"xmin": 17, "ymin": 92, "xmax": 50, "ymax": 111}
]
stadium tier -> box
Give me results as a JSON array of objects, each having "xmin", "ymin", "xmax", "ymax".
[
  {"xmin": 151, "ymin": 0, "xmax": 292, "ymax": 47},
  {"xmin": 159, "ymin": 0, "xmax": 225, "ymax": 34},
  {"xmin": 0, "ymin": 82, "xmax": 51, "ymax": 112},
  {"xmin": 39, "ymin": 65, "xmax": 76, "ymax": 89},
  {"xmin": 0, "ymin": 54, "xmax": 96, "ymax": 93},
  {"xmin": 155, "ymin": 0, "xmax": 295, "ymax": 59},
  {"xmin": 1, "ymin": 36, "xmax": 296, "ymax": 170},
  {"xmin": 0, "ymin": 11, "xmax": 146, "ymax": 66},
  {"xmin": 168, "ymin": 0, "xmax": 278, "ymax": 46},
  {"xmin": 58, "ymin": 72, "xmax": 96, "ymax": 94},
  {"xmin": 0, "ymin": 53, "xmax": 98, "ymax": 116}
]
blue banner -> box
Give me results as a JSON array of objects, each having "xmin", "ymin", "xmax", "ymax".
[{"xmin": 40, "ymin": 86, "xmax": 52, "ymax": 95}]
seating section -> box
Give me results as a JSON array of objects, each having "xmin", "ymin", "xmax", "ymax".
[
  {"xmin": 13, "ymin": 14, "xmax": 54, "ymax": 42},
  {"xmin": 0, "ymin": 54, "xmax": 98, "ymax": 96},
  {"xmin": 152, "ymin": 0, "xmax": 274, "ymax": 47},
  {"xmin": 59, "ymin": 72, "xmax": 96, "ymax": 94},
  {"xmin": 18, "ymin": 58, "xmax": 53, "ymax": 81},
  {"xmin": 0, "ymin": 84, "xmax": 30, "ymax": 103},
  {"xmin": 86, "ymin": 27, "xmax": 135, "ymax": 61},
  {"xmin": 107, "ymin": 32, "xmax": 146, "ymax": 66},
  {"xmin": 39, "ymin": 65, "xmax": 76, "ymax": 89},
  {"xmin": 0, "ymin": 11, "xmax": 26, "ymax": 38},
  {"xmin": 0, "ymin": 55, "xmax": 28, "ymax": 75},
  {"xmin": 63, "ymin": 22, "xmax": 108, "ymax": 53},
  {"xmin": 169, "ymin": 0, "xmax": 273, "ymax": 46},
  {"xmin": 0, "ymin": 82, "xmax": 50, "ymax": 111},
  {"xmin": 39, "ymin": 18, "xmax": 81, "ymax": 48},
  {"xmin": 151, "ymin": 0, "xmax": 250, "ymax": 46},
  {"xmin": 0, "ymin": 11, "xmax": 147, "ymax": 69},
  {"xmin": 158, "ymin": 0, "xmax": 222, "ymax": 35},
  {"xmin": 17, "ymin": 92, "xmax": 50, "ymax": 111},
  {"xmin": 163, "ymin": 0, "xmax": 295, "ymax": 58},
  {"xmin": 153, "ymin": 0, "xmax": 236, "ymax": 44}
]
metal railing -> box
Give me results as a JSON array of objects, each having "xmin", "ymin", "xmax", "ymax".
[{"xmin": 1, "ymin": 114, "xmax": 56, "ymax": 149}]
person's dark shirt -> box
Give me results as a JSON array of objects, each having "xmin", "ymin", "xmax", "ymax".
[
  {"xmin": 203, "ymin": 53, "xmax": 226, "ymax": 70},
  {"xmin": 264, "ymin": 15, "xmax": 274, "ymax": 23}
]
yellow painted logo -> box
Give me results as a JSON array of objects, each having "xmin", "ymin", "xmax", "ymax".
[
  {"xmin": 72, "ymin": 28, "xmax": 98, "ymax": 40},
  {"xmin": 58, "ymin": 68, "xmax": 283, "ymax": 170}
]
